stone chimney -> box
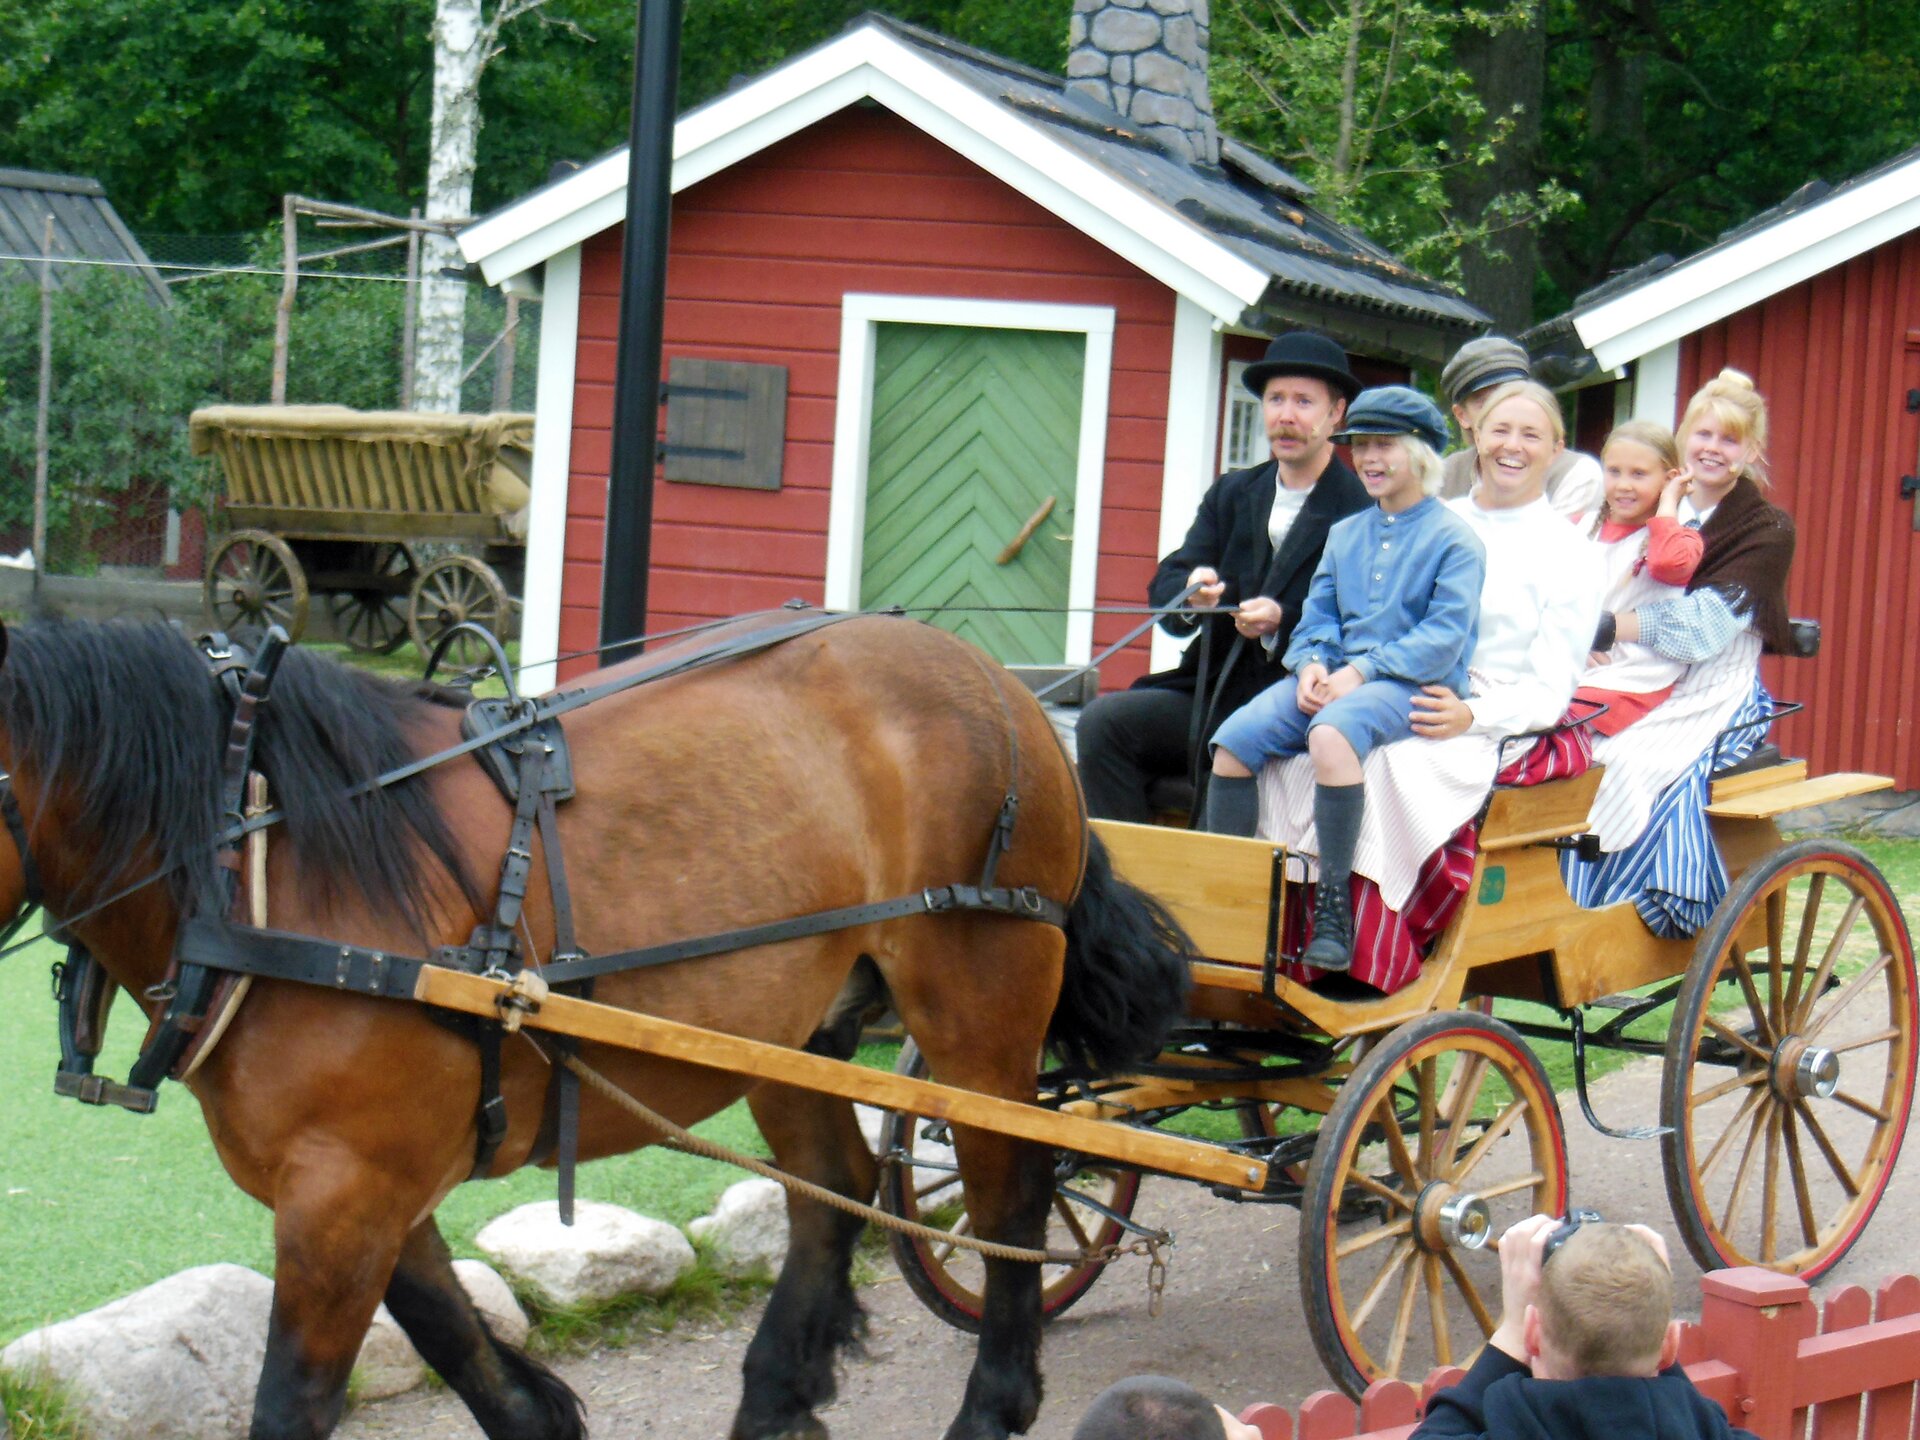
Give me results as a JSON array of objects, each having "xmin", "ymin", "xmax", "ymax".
[{"xmin": 1065, "ymin": 0, "xmax": 1220, "ymax": 166}]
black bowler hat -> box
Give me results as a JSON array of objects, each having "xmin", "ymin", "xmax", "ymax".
[{"xmin": 1242, "ymin": 330, "xmax": 1362, "ymax": 403}]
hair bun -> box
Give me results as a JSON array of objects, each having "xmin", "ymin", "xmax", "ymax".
[{"xmin": 1712, "ymin": 367, "xmax": 1757, "ymax": 395}]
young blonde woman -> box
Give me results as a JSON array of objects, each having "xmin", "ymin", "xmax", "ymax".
[{"xmin": 1567, "ymin": 369, "xmax": 1798, "ymax": 936}]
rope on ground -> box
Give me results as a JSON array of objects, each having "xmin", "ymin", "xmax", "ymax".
[{"xmin": 561, "ymin": 1053, "xmax": 1167, "ymax": 1271}]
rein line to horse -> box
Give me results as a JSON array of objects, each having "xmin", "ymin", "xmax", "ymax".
[
  {"xmin": 559, "ymin": 1050, "xmax": 1173, "ymax": 1296},
  {"xmin": 0, "ymin": 591, "xmax": 1207, "ymax": 965}
]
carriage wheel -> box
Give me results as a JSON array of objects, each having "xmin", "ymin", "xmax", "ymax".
[
  {"xmin": 204, "ymin": 530, "xmax": 310, "ymax": 643},
  {"xmin": 877, "ymin": 1040, "xmax": 1143, "ymax": 1333},
  {"xmin": 1660, "ymin": 839, "xmax": 1916, "ymax": 1280},
  {"xmin": 1300, "ymin": 1011, "xmax": 1567, "ymax": 1396},
  {"xmin": 325, "ymin": 543, "xmax": 416, "ymax": 654},
  {"xmin": 407, "ymin": 554, "xmax": 509, "ymax": 671}
]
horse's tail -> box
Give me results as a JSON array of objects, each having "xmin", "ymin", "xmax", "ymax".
[{"xmin": 1048, "ymin": 830, "xmax": 1195, "ymax": 1074}]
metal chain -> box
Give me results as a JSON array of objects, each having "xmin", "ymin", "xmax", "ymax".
[{"xmin": 561, "ymin": 1053, "xmax": 1168, "ymax": 1272}]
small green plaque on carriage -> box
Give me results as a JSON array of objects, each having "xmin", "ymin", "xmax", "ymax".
[{"xmin": 1479, "ymin": 866, "xmax": 1506, "ymax": 905}]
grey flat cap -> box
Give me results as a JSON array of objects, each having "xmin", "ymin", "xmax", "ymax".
[{"xmin": 1439, "ymin": 336, "xmax": 1533, "ymax": 407}]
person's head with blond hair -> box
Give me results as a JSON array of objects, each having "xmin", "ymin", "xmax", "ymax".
[
  {"xmin": 1524, "ymin": 1223, "xmax": 1683, "ymax": 1380},
  {"xmin": 1676, "ymin": 367, "xmax": 1769, "ymax": 499},
  {"xmin": 1471, "ymin": 381, "xmax": 1567, "ymax": 510}
]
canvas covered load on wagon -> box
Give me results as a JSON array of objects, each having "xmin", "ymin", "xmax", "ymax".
[{"xmin": 188, "ymin": 404, "xmax": 533, "ymax": 665}]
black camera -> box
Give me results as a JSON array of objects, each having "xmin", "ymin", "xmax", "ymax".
[{"xmin": 1542, "ymin": 1207, "xmax": 1603, "ymax": 1264}]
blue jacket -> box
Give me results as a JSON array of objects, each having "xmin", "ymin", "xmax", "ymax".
[
  {"xmin": 1282, "ymin": 497, "xmax": 1484, "ymax": 691},
  {"xmin": 1413, "ymin": 1345, "xmax": 1758, "ymax": 1440}
]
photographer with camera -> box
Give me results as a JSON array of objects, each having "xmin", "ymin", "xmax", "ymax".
[{"xmin": 1412, "ymin": 1212, "xmax": 1757, "ymax": 1440}]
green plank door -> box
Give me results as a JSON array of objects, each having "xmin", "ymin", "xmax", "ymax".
[{"xmin": 860, "ymin": 322, "xmax": 1083, "ymax": 665}]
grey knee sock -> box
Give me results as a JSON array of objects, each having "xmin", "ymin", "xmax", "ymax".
[
  {"xmin": 1313, "ymin": 781, "xmax": 1365, "ymax": 885},
  {"xmin": 1203, "ymin": 773, "xmax": 1260, "ymax": 837}
]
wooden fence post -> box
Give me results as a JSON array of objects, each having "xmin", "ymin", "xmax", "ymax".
[{"xmin": 1696, "ymin": 1267, "xmax": 1818, "ymax": 1440}]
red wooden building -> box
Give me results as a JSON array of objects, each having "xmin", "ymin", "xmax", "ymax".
[
  {"xmin": 1528, "ymin": 144, "xmax": 1920, "ymax": 787},
  {"xmin": 457, "ymin": 13, "xmax": 1482, "ymax": 692}
]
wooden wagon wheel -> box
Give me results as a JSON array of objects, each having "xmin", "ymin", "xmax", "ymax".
[
  {"xmin": 408, "ymin": 554, "xmax": 510, "ymax": 671},
  {"xmin": 204, "ymin": 530, "xmax": 310, "ymax": 643},
  {"xmin": 877, "ymin": 1040, "xmax": 1144, "ymax": 1333},
  {"xmin": 1660, "ymin": 839, "xmax": 1917, "ymax": 1280},
  {"xmin": 325, "ymin": 543, "xmax": 416, "ymax": 655},
  {"xmin": 1299, "ymin": 1010, "xmax": 1567, "ymax": 1397}
]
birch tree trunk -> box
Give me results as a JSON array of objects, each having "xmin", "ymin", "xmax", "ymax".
[{"xmin": 414, "ymin": 0, "xmax": 486, "ymax": 413}]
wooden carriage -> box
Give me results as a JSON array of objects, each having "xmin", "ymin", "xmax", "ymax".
[
  {"xmin": 868, "ymin": 749, "xmax": 1913, "ymax": 1395},
  {"xmin": 188, "ymin": 405, "xmax": 533, "ymax": 666}
]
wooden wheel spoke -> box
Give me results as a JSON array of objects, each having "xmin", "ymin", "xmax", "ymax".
[
  {"xmin": 913, "ymin": 1171, "xmax": 964, "ymax": 1204},
  {"xmin": 1344, "ymin": 1169, "xmax": 1417, "ymax": 1213},
  {"xmin": 1831, "ymin": 1026, "xmax": 1902, "ymax": 1053},
  {"xmin": 1781, "ymin": 1108, "xmax": 1819, "ymax": 1250},
  {"xmin": 1791, "ymin": 895, "xmax": 1866, "ymax": 1033},
  {"xmin": 1441, "ymin": 1250, "xmax": 1496, "ymax": 1336},
  {"xmin": 1829, "ymin": 1090, "xmax": 1892, "ymax": 1123},
  {"xmin": 1437, "ymin": 1055, "xmax": 1490, "ymax": 1177},
  {"xmin": 1727, "ymin": 949, "xmax": 1777, "ymax": 1047},
  {"xmin": 1385, "ymin": 1248, "xmax": 1423, "ymax": 1376},
  {"xmin": 1803, "ymin": 954, "xmax": 1892, "ymax": 1042},
  {"xmin": 1782, "ymin": 873, "xmax": 1827, "ymax": 1025},
  {"xmin": 1760, "ymin": 1106, "xmax": 1783, "ymax": 1262},
  {"xmin": 1702, "ymin": 1013, "xmax": 1773, "ymax": 1065},
  {"xmin": 1053, "ymin": 1194, "xmax": 1094, "ymax": 1251},
  {"xmin": 1349, "ymin": 1238, "xmax": 1415, "ymax": 1332},
  {"xmin": 1374, "ymin": 1092, "xmax": 1422, "ymax": 1186},
  {"xmin": 1765, "ymin": 889, "xmax": 1787, "ymax": 1036},
  {"xmin": 1698, "ymin": 1084, "xmax": 1770, "ymax": 1180},
  {"xmin": 1719, "ymin": 1099, "xmax": 1772, "ymax": 1237},
  {"xmin": 1692, "ymin": 1069, "xmax": 1769, "ymax": 1108},
  {"xmin": 1472, "ymin": 1171, "xmax": 1546, "ymax": 1202},
  {"xmin": 1335, "ymin": 1217, "xmax": 1414, "ymax": 1259},
  {"xmin": 1794, "ymin": 1101, "xmax": 1859, "ymax": 1198},
  {"xmin": 1416, "ymin": 1058, "xmax": 1438, "ymax": 1170},
  {"xmin": 1425, "ymin": 1254, "xmax": 1452, "ymax": 1368},
  {"xmin": 1452, "ymin": 1099, "xmax": 1527, "ymax": 1185}
]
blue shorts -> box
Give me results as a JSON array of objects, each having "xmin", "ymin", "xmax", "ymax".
[{"xmin": 1211, "ymin": 675, "xmax": 1420, "ymax": 769}]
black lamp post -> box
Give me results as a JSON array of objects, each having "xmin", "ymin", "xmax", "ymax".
[{"xmin": 599, "ymin": 0, "xmax": 686, "ymax": 661}]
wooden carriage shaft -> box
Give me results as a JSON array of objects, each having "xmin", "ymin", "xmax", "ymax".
[{"xmin": 414, "ymin": 968, "xmax": 1270, "ymax": 1192}]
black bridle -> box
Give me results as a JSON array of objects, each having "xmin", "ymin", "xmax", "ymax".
[{"xmin": 0, "ymin": 770, "xmax": 43, "ymax": 948}]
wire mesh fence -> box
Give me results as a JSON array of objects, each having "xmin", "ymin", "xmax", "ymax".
[{"xmin": 0, "ymin": 214, "xmax": 539, "ymax": 609}]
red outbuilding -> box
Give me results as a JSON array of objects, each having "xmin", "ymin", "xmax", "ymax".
[
  {"xmin": 457, "ymin": 12, "xmax": 1483, "ymax": 693},
  {"xmin": 1528, "ymin": 145, "xmax": 1920, "ymax": 788}
]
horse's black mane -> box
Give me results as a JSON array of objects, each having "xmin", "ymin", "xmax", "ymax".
[{"xmin": 0, "ymin": 619, "xmax": 480, "ymax": 930}]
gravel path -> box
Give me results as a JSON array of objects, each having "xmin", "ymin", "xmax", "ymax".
[{"xmin": 337, "ymin": 1053, "xmax": 1920, "ymax": 1439}]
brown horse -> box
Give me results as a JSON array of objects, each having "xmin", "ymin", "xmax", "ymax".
[{"xmin": 0, "ymin": 612, "xmax": 1190, "ymax": 1440}]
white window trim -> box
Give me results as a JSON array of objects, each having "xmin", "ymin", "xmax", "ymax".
[
  {"xmin": 825, "ymin": 293, "xmax": 1115, "ymax": 665},
  {"xmin": 1219, "ymin": 359, "xmax": 1266, "ymax": 472},
  {"xmin": 1152, "ymin": 297, "xmax": 1225, "ymax": 672},
  {"xmin": 514, "ymin": 245, "xmax": 581, "ymax": 697}
]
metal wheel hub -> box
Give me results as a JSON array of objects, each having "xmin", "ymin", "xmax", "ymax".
[
  {"xmin": 1413, "ymin": 1181, "xmax": 1490, "ymax": 1252},
  {"xmin": 1771, "ymin": 1036, "xmax": 1840, "ymax": 1101}
]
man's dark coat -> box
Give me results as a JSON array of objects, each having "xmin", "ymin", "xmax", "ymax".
[{"xmin": 1137, "ymin": 451, "xmax": 1369, "ymax": 733}]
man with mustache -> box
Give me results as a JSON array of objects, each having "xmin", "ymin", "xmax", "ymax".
[{"xmin": 1078, "ymin": 330, "xmax": 1369, "ymax": 822}]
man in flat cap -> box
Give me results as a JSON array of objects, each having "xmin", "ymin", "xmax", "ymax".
[
  {"xmin": 1438, "ymin": 336, "xmax": 1602, "ymax": 517},
  {"xmin": 1077, "ymin": 330, "xmax": 1369, "ymax": 822}
]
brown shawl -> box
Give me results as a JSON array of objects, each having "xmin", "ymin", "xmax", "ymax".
[{"xmin": 1690, "ymin": 475, "xmax": 1796, "ymax": 654}]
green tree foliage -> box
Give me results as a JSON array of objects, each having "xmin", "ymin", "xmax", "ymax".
[{"xmin": 1211, "ymin": 0, "xmax": 1576, "ymax": 283}]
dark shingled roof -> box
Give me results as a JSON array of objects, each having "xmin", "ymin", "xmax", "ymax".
[
  {"xmin": 0, "ymin": 168, "xmax": 168, "ymax": 304},
  {"xmin": 860, "ymin": 14, "xmax": 1487, "ymax": 351}
]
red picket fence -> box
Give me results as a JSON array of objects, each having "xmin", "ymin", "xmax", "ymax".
[{"xmin": 1235, "ymin": 1268, "xmax": 1920, "ymax": 1440}]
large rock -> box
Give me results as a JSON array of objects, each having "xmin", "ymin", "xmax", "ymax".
[
  {"xmin": 0, "ymin": 1264, "xmax": 271, "ymax": 1440},
  {"xmin": 454, "ymin": 1259, "xmax": 530, "ymax": 1348},
  {"xmin": 688, "ymin": 1180, "xmax": 790, "ymax": 1277},
  {"xmin": 353, "ymin": 1306, "xmax": 427, "ymax": 1402},
  {"xmin": 475, "ymin": 1201, "xmax": 695, "ymax": 1309}
]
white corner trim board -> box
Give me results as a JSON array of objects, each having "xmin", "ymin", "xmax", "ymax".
[
  {"xmin": 1577, "ymin": 152, "xmax": 1920, "ymax": 371},
  {"xmin": 515, "ymin": 246, "xmax": 581, "ymax": 698},
  {"xmin": 1629, "ymin": 341, "xmax": 1681, "ymax": 428},
  {"xmin": 1152, "ymin": 298, "xmax": 1222, "ymax": 673},
  {"xmin": 457, "ymin": 22, "xmax": 1263, "ymax": 323},
  {"xmin": 825, "ymin": 293, "xmax": 1115, "ymax": 665}
]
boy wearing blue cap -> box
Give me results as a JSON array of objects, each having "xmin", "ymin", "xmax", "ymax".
[{"xmin": 1204, "ymin": 386, "xmax": 1485, "ymax": 972}]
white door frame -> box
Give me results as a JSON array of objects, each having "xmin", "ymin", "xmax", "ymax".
[{"xmin": 825, "ymin": 292, "xmax": 1115, "ymax": 664}]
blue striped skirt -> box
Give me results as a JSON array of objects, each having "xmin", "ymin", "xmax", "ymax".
[{"xmin": 1561, "ymin": 677, "xmax": 1773, "ymax": 938}]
